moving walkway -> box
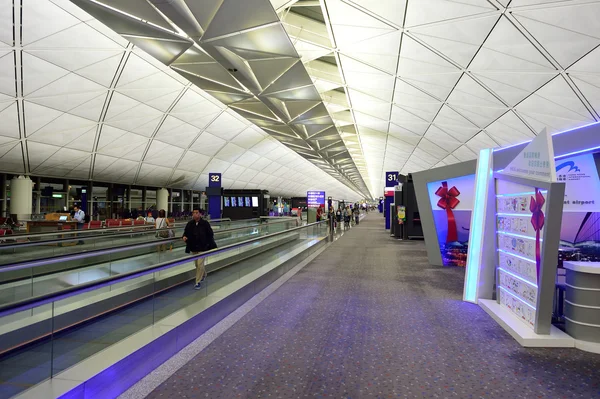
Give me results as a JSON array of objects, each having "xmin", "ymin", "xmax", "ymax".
[
  {"xmin": 0, "ymin": 218, "xmax": 298, "ymax": 305},
  {"xmin": 0, "ymin": 220, "xmax": 331, "ymax": 399}
]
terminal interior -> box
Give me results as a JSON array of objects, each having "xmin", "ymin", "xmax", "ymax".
[{"xmin": 0, "ymin": 0, "xmax": 600, "ymax": 398}]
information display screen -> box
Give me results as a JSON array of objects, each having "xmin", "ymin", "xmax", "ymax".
[
  {"xmin": 224, "ymin": 197, "xmax": 230, "ymax": 207},
  {"xmin": 231, "ymin": 197, "xmax": 237, "ymax": 207},
  {"xmin": 307, "ymin": 191, "xmax": 326, "ymax": 208},
  {"xmin": 252, "ymin": 196, "xmax": 259, "ymax": 207},
  {"xmin": 238, "ymin": 197, "xmax": 244, "ymax": 207},
  {"xmin": 245, "ymin": 197, "xmax": 251, "ymax": 207}
]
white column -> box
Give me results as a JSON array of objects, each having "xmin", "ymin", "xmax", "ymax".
[
  {"xmin": 157, "ymin": 188, "xmax": 169, "ymax": 216},
  {"xmin": 35, "ymin": 177, "xmax": 41, "ymax": 214},
  {"xmin": 10, "ymin": 176, "xmax": 33, "ymax": 220},
  {"xmin": 1, "ymin": 174, "xmax": 7, "ymax": 217}
]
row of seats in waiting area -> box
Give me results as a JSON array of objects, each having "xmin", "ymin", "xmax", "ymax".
[{"xmin": 83, "ymin": 218, "xmax": 176, "ymax": 230}]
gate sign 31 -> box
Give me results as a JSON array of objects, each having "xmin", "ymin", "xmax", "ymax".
[{"xmin": 385, "ymin": 171, "xmax": 398, "ymax": 187}]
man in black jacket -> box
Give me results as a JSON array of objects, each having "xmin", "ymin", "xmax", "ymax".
[{"xmin": 182, "ymin": 208, "xmax": 216, "ymax": 289}]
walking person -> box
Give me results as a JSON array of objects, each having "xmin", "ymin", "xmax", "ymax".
[
  {"xmin": 183, "ymin": 208, "xmax": 217, "ymax": 290},
  {"xmin": 344, "ymin": 206, "xmax": 351, "ymax": 230},
  {"xmin": 155, "ymin": 209, "xmax": 173, "ymax": 253},
  {"xmin": 73, "ymin": 204, "xmax": 85, "ymax": 245}
]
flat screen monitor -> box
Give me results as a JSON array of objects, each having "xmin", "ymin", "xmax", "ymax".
[
  {"xmin": 231, "ymin": 197, "xmax": 237, "ymax": 207},
  {"xmin": 224, "ymin": 197, "xmax": 230, "ymax": 207},
  {"xmin": 238, "ymin": 197, "xmax": 244, "ymax": 207},
  {"xmin": 58, "ymin": 215, "xmax": 68, "ymax": 221},
  {"xmin": 251, "ymin": 196, "xmax": 259, "ymax": 207},
  {"xmin": 244, "ymin": 197, "xmax": 251, "ymax": 207}
]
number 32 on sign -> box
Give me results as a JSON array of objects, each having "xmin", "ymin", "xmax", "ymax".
[{"xmin": 209, "ymin": 173, "xmax": 221, "ymax": 187}]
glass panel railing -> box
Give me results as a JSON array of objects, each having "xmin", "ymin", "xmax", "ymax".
[
  {"xmin": 0, "ymin": 218, "xmax": 291, "ymax": 266},
  {"xmin": 0, "ymin": 221, "xmax": 330, "ymax": 398},
  {"xmin": 0, "ymin": 219, "xmax": 299, "ymax": 306}
]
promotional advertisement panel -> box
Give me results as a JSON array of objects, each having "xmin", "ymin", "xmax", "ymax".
[
  {"xmin": 307, "ymin": 191, "xmax": 326, "ymax": 208},
  {"xmin": 557, "ymin": 151, "xmax": 600, "ymax": 262},
  {"xmin": 427, "ymin": 174, "xmax": 475, "ymax": 267}
]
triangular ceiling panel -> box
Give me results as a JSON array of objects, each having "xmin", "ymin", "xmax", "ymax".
[
  {"xmin": 202, "ymin": 0, "xmax": 279, "ymax": 40},
  {"xmin": 404, "ymin": 0, "xmax": 496, "ymax": 28},
  {"xmin": 346, "ymin": 0, "xmax": 407, "ymax": 27},
  {"xmin": 0, "ymin": 52, "xmax": 15, "ymax": 97},
  {"xmin": 261, "ymin": 61, "xmax": 314, "ymax": 96},
  {"xmin": 513, "ymin": 10, "xmax": 600, "ymax": 69},
  {"xmin": 469, "ymin": 16, "xmax": 555, "ymax": 72},
  {"xmin": 408, "ymin": 15, "xmax": 499, "ymax": 68}
]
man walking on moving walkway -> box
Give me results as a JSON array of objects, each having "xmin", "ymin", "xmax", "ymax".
[{"xmin": 183, "ymin": 208, "xmax": 216, "ymax": 290}]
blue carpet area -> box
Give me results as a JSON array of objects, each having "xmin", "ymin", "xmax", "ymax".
[{"xmin": 147, "ymin": 214, "xmax": 600, "ymax": 399}]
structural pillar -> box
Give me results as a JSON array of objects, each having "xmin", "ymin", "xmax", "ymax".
[
  {"xmin": 127, "ymin": 185, "xmax": 132, "ymax": 212},
  {"xmin": 181, "ymin": 190, "xmax": 185, "ymax": 214},
  {"xmin": 10, "ymin": 176, "xmax": 33, "ymax": 221},
  {"xmin": 1, "ymin": 174, "xmax": 7, "ymax": 217},
  {"xmin": 35, "ymin": 177, "xmax": 41, "ymax": 215},
  {"xmin": 64, "ymin": 179, "xmax": 70, "ymax": 212},
  {"xmin": 157, "ymin": 188, "xmax": 169, "ymax": 216},
  {"xmin": 142, "ymin": 187, "xmax": 147, "ymax": 211}
]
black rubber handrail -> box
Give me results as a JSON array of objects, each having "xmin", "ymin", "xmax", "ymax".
[
  {"xmin": 0, "ymin": 219, "xmax": 297, "ymax": 272},
  {"xmin": 0, "ymin": 221, "xmax": 327, "ymax": 318}
]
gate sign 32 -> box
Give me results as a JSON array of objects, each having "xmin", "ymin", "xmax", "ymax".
[
  {"xmin": 209, "ymin": 173, "xmax": 222, "ymax": 187},
  {"xmin": 385, "ymin": 171, "xmax": 398, "ymax": 187}
]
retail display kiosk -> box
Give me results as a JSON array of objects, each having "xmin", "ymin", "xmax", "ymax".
[{"xmin": 463, "ymin": 130, "xmax": 573, "ymax": 346}]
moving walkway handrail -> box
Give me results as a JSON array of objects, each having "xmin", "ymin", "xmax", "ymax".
[
  {"xmin": 0, "ymin": 219, "xmax": 297, "ymax": 272},
  {"xmin": 1, "ymin": 218, "xmax": 235, "ymax": 241},
  {"xmin": 0, "ymin": 217, "xmax": 279, "ymax": 250},
  {"xmin": 0, "ymin": 220, "xmax": 327, "ymax": 318}
]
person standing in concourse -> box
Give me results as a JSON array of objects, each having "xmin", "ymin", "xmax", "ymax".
[
  {"xmin": 183, "ymin": 208, "xmax": 217, "ymax": 290},
  {"xmin": 73, "ymin": 204, "xmax": 85, "ymax": 245}
]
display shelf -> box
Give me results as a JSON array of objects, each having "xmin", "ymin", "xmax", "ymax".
[
  {"xmin": 495, "ymin": 185, "xmax": 547, "ymax": 331},
  {"xmin": 464, "ymin": 130, "xmax": 566, "ymax": 338}
]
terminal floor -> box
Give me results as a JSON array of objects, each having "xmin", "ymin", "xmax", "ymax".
[{"xmin": 147, "ymin": 214, "xmax": 600, "ymax": 399}]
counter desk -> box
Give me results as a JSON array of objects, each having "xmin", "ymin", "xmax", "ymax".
[{"xmin": 563, "ymin": 261, "xmax": 600, "ymax": 349}]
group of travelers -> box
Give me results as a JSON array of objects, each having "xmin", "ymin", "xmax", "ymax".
[{"xmin": 332, "ymin": 205, "xmax": 361, "ymax": 230}]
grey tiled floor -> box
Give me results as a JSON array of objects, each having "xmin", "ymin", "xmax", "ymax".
[{"xmin": 148, "ymin": 213, "xmax": 600, "ymax": 399}]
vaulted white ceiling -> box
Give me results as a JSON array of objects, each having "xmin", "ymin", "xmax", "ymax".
[
  {"xmin": 0, "ymin": 0, "xmax": 364, "ymax": 200},
  {"xmin": 1, "ymin": 0, "xmax": 600, "ymax": 201},
  {"xmin": 278, "ymin": 0, "xmax": 600, "ymax": 196}
]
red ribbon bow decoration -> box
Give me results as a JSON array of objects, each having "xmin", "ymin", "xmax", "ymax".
[
  {"xmin": 435, "ymin": 181, "xmax": 461, "ymax": 243},
  {"xmin": 530, "ymin": 188, "xmax": 545, "ymax": 283}
]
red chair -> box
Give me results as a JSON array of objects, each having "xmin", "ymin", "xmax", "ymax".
[
  {"xmin": 86, "ymin": 220, "xmax": 102, "ymax": 229},
  {"xmin": 106, "ymin": 219, "xmax": 121, "ymax": 228}
]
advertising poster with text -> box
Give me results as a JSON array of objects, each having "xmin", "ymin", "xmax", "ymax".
[
  {"xmin": 427, "ymin": 174, "xmax": 475, "ymax": 267},
  {"xmin": 557, "ymin": 151, "xmax": 600, "ymax": 262},
  {"xmin": 307, "ymin": 191, "xmax": 326, "ymax": 208}
]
